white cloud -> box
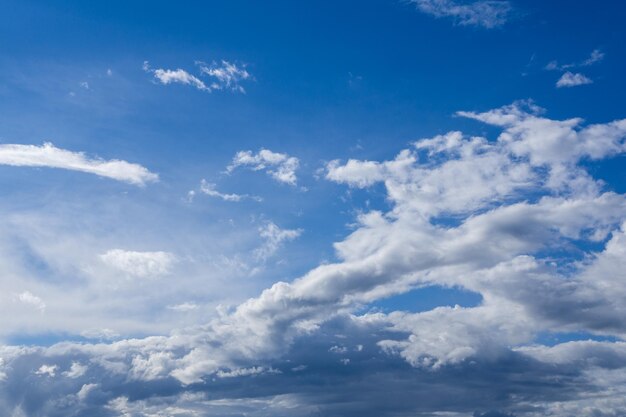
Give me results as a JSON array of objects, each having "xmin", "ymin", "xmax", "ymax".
[
  {"xmin": 197, "ymin": 60, "xmax": 251, "ymax": 93},
  {"xmin": 254, "ymin": 222, "xmax": 302, "ymax": 261},
  {"xmin": 215, "ymin": 366, "xmax": 278, "ymax": 378},
  {"xmin": 167, "ymin": 302, "xmax": 199, "ymax": 312},
  {"xmin": 227, "ymin": 149, "xmax": 300, "ymax": 185},
  {"xmin": 582, "ymin": 49, "xmax": 605, "ymax": 66},
  {"xmin": 410, "ymin": 0, "xmax": 512, "ymax": 28},
  {"xmin": 99, "ymin": 249, "xmax": 177, "ymax": 278},
  {"xmin": 0, "ymin": 142, "xmax": 158, "ymax": 186},
  {"xmin": 144, "ymin": 60, "xmax": 251, "ymax": 93},
  {"xmin": 556, "ymin": 71, "xmax": 593, "ymax": 88},
  {"xmin": 16, "ymin": 291, "xmax": 46, "ymax": 312},
  {"xmin": 2, "ymin": 102, "xmax": 626, "ymax": 416},
  {"xmin": 35, "ymin": 364, "xmax": 57, "ymax": 377},
  {"xmin": 195, "ymin": 179, "xmax": 262, "ymax": 202},
  {"xmin": 546, "ymin": 49, "xmax": 605, "ymax": 71},
  {"xmin": 76, "ymin": 383, "xmax": 98, "ymax": 401},
  {"xmin": 63, "ymin": 362, "xmax": 88, "ymax": 379},
  {"xmin": 80, "ymin": 328, "xmax": 120, "ymax": 340},
  {"xmin": 546, "ymin": 49, "xmax": 604, "ymax": 88},
  {"xmin": 154, "ymin": 68, "xmax": 209, "ymax": 91}
]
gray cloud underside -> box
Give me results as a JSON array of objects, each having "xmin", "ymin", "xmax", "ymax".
[{"xmin": 2, "ymin": 101, "xmax": 626, "ymax": 416}]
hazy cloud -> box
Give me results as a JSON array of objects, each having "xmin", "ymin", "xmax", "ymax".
[
  {"xmin": 410, "ymin": 0, "xmax": 512, "ymax": 28},
  {"xmin": 99, "ymin": 249, "xmax": 177, "ymax": 278}
]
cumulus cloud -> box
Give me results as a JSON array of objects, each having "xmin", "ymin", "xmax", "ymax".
[
  {"xmin": 0, "ymin": 142, "xmax": 158, "ymax": 186},
  {"xmin": 410, "ymin": 0, "xmax": 512, "ymax": 28},
  {"xmin": 556, "ymin": 71, "xmax": 593, "ymax": 88},
  {"xmin": 35, "ymin": 364, "xmax": 57, "ymax": 377},
  {"xmin": 99, "ymin": 249, "xmax": 177, "ymax": 278},
  {"xmin": 227, "ymin": 149, "xmax": 300, "ymax": 185},
  {"xmin": 62, "ymin": 362, "xmax": 88, "ymax": 379},
  {"xmin": 2, "ymin": 102, "xmax": 626, "ymax": 416},
  {"xmin": 144, "ymin": 60, "xmax": 251, "ymax": 93}
]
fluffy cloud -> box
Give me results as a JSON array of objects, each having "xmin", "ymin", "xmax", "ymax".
[
  {"xmin": 16, "ymin": 291, "xmax": 46, "ymax": 312},
  {"xmin": 2, "ymin": 102, "xmax": 626, "ymax": 416},
  {"xmin": 153, "ymin": 68, "xmax": 208, "ymax": 91},
  {"xmin": 556, "ymin": 71, "xmax": 593, "ymax": 88},
  {"xmin": 0, "ymin": 142, "xmax": 158, "ymax": 186},
  {"xmin": 99, "ymin": 249, "xmax": 177, "ymax": 278},
  {"xmin": 410, "ymin": 0, "xmax": 512, "ymax": 28},
  {"xmin": 227, "ymin": 148, "xmax": 300, "ymax": 185}
]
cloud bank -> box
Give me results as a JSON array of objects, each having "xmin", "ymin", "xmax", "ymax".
[{"xmin": 2, "ymin": 102, "xmax": 626, "ymax": 416}]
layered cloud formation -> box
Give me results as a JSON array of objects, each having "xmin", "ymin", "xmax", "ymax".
[{"xmin": 1, "ymin": 102, "xmax": 626, "ymax": 416}]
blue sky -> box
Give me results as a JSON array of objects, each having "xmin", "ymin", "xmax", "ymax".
[{"xmin": 1, "ymin": 1, "xmax": 626, "ymax": 416}]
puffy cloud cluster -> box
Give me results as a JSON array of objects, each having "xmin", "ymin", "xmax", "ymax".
[
  {"xmin": 556, "ymin": 71, "xmax": 593, "ymax": 88},
  {"xmin": 1, "ymin": 102, "xmax": 626, "ymax": 416},
  {"xmin": 227, "ymin": 148, "xmax": 300, "ymax": 185}
]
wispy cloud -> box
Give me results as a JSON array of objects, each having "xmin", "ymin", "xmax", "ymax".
[
  {"xmin": 197, "ymin": 60, "xmax": 251, "ymax": 93},
  {"xmin": 99, "ymin": 249, "xmax": 177, "ymax": 278},
  {"xmin": 150, "ymin": 67, "xmax": 209, "ymax": 91},
  {"xmin": 545, "ymin": 49, "xmax": 604, "ymax": 87},
  {"xmin": 410, "ymin": 0, "xmax": 512, "ymax": 28},
  {"xmin": 190, "ymin": 179, "xmax": 262, "ymax": 202},
  {"xmin": 546, "ymin": 49, "xmax": 605, "ymax": 71},
  {"xmin": 254, "ymin": 221, "xmax": 302, "ymax": 261},
  {"xmin": 0, "ymin": 142, "xmax": 158, "ymax": 186},
  {"xmin": 556, "ymin": 71, "xmax": 593, "ymax": 88},
  {"xmin": 167, "ymin": 302, "xmax": 199, "ymax": 312},
  {"xmin": 227, "ymin": 149, "xmax": 300, "ymax": 185},
  {"xmin": 144, "ymin": 60, "xmax": 251, "ymax": 93}
]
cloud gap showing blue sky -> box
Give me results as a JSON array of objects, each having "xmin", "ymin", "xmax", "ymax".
[{"xmin": 0, "ymin": 0, "xmax": 626, "ymax": 416}]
